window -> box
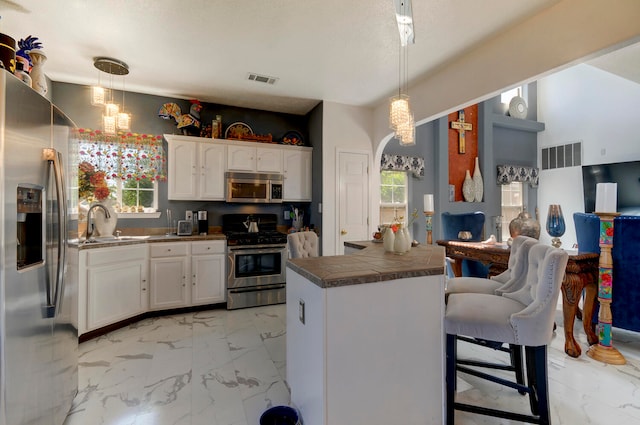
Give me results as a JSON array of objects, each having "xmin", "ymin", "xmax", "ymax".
[
  {"xmin": 500, "ymin": 182, "xmax": 525, "ymax": 241},
  {"xmin": 380, "ymin": 170, "xmax": 408, "ymax": 225},
  {"xmin": 74, "ymin": 130, "xmax": 166, "ymax": 216}
]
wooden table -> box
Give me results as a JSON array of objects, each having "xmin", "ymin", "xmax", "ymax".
[{"xmin": 436, "ymin": 240, "xmax": 600, "ymax": 358}]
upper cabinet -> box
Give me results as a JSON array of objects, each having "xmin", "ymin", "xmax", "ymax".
[
  {"xmin": 166, "ymin": 135, "xmax": 226, "ymax": 200},
  {"xmin": 283, "ymin": 148, "xmax": 312, "ymax": 201},
  {"xmin": 227, "ymin": 144, "xmax": 283, "ymax": 173},
  {"xmin": 165, "ymin": 135, "xmax": 312, "ymax": 202}
]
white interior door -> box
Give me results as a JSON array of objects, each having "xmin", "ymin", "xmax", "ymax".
[{"xmin": 337, "ymin": 151, "xmax": 369, "ymax": 254}]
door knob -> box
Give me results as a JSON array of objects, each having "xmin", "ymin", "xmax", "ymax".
[{"xmin": 341, "ymin": 229, "xmax": 347, "ymax": 235}]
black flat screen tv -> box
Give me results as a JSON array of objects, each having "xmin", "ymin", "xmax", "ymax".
[{"xmin": 582, "ymin": 160, "xmax": 640, "ymax": 215}]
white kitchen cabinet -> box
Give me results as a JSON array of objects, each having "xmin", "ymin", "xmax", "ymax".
[
  {"xmin": 166, "ymin": 135, "xmax": 226, "ymax": 200},
  {"xmin": 199, "ymin": 143, "xmax": 226, "ymax": 199},
  {"xmin": 190, "ymin": 240, "xmax": 226, "ymax": 305},
  {"xmin": 149, "ymin": 242, "xmax": 190, "ymax": 310},
  {"xmin": 80, "ymin": 245, "xmax": 148, "ymax": 333},
  {"xmin": 227, "ymin": 144, "xmax": 282, "ymax": 173},
  {"xmin": 283, "ymin": 148, "xmax": 312, "ymax": 201}
]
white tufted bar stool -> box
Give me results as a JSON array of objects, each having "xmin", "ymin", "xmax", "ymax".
[
  {"xmin": 287, "ymin": 231, "xmax": 319, "ymax": 258},
  {"xmin": 445, "ymin": 243, "xmax": 568, "ymax": 425},
  {"xmin": 445, "ymin": 235, "xmax": 539, "ymax": 393}
]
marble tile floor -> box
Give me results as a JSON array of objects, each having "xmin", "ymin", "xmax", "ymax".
[{"xmin": 63, "ymin": 304, "xmax": 640, "ymax": 425}]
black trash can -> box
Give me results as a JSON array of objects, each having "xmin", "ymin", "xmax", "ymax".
[{"xmin": 259, "ymin": 405, "xmax": 300, "ymax": 425}]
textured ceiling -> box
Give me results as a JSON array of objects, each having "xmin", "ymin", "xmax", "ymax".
[{"xmin": 0, "ymin": 0, "xmax": 637, "ymax": 115}]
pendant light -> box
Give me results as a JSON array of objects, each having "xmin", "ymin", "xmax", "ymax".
[
  {"xmin": 389, "ymin": 0, "xmax": 415, "ymax": 146},
  {"xmin": 92, "ymin": 57, "xmax": 131, "ymax": 134}
]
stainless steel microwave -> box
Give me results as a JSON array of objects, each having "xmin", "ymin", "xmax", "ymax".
[{"xmin": 225, "ymin": 172, "xmax": 284, "ymax": 203}]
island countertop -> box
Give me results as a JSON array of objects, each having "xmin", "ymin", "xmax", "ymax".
[{"xmin": 286, "ymin": 241, "xmax": 445, "ymax": 289}]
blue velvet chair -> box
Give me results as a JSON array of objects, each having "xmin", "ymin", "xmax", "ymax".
[
  {"xmin": 573, "ymin": 212, "xmax": 640, "ymax": 332},
  {"xmin": 441, "ymin": 211, "xmax": 489, "ymax": 278},
  {"xmin": 573, "ymin": 212, "xmax": 600, "ymax": 254}
]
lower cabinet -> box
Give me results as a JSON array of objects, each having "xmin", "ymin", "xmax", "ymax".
[
  {"xmin": 79, "ymin": 239, "xmax": 227, "ymax": 336},
  {"xmin": 149, "ymin": 242, "xmax": 190, "ymax": 310},
  {"xmin": 79, "ymin": 245, "xmax": 148, "ymax": 334},
  {"xmin": 149, "ymin": 240, "xmax": 226, "ymax": 311},
  {"xmin": 191, "ymin": 241, "xmax": 226, "ymax": 305}
]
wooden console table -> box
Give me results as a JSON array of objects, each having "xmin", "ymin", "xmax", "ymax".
[{"xmin": 437, "ymin": 240, "xmax": 600, "ymax": 358}]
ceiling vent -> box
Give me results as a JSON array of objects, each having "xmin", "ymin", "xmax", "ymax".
[{"xmin": 247, "ymin": 73, "xmax": 278, "ymax": 85}]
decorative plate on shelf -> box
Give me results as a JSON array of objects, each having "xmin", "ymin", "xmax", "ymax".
[
  {"xmin": 281, "ymin": 130, "xmax": 304, "ymax": 146},
  {"xmin": 225, "ymin": 122, "xmax": 253, "ymax": 139},
  {"xmin": 508, "ymin": 96, "xmax": 528, "ymax": 119}
]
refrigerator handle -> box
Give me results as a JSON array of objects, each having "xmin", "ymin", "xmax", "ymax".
[{"xmin": 44, "ymin": 148, "xmax": 68, "ymax": 318}]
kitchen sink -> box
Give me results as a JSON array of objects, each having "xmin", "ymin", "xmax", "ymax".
[{"xmin": 83, "ymin": 235, "xmax": 151, "ymax": 244}]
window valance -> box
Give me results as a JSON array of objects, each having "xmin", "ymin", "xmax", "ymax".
[
  {"xmin": 73, "ymin": 129, "xmax": 166, "ymax": 181},
  {"xmin": 381, "ymin": 154, "xmax": 424, "ymax": 177},
  {"xmin": 497, "ymin": 164, "xmax": 539, "ymax": 188}
]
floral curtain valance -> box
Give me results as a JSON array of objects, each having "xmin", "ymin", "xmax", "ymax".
[
  {"xmin": 73, "ymin": 129, "xmax": 166, "ymax": 182},
  {"xmin": 496, "ymin": 164, "xmax": 539, "ymax": 187},
  {"xmin": 381, "ymin": 154, "xmax": 425, "ymax": 177}
]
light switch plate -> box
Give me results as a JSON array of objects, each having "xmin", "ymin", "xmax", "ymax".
[{"xmin": 284, "ymin": 210, "xmax": 289, "ymax": 220}]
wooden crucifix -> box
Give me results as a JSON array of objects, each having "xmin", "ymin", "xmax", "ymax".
[{"xmin": 451, "ymin": 110, "xmax": 473, "ymax": 154}]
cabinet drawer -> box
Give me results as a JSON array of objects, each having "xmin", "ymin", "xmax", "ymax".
[
  {"xmin": 191, "ymin": 240, "xmax": 226, "ymax": 255},
  {"xmin": 86, "ymin": 245, "xmax": 147, "ymax": 266},
  {"xmin": 149, "ymin": 242, "xmax": 189, "ymax": 258}
]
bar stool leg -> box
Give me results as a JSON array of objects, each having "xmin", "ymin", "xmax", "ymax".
[{"xmin": 446, "ymin": 334, "xmax": 457, "ymax": 425}]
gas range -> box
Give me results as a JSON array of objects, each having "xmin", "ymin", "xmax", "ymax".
[
  {"xmin": 222, "ymin": 213, "xmax": 288, "ymax": 310},
  {"xmin": 222, "ymin": 213, "xmax": 287, "ymax": 248}
]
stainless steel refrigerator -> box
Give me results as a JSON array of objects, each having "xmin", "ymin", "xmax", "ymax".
[{"xmin": 0, "ymin": 71, "xmax": 78, "ymax": 425}]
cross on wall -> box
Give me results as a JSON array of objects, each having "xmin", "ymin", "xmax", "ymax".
[{"xmin": 450, "ymin": 110, "xmax": 473, "ymax": 154}]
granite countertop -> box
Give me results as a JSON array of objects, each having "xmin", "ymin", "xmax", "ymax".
[
  {"xmin": 75, "ymin": 233, "xmax": 226, "ymax": 249},
  {"xmin": 287, "ymin": 241, "xmax": 445, "ymax": 289}
]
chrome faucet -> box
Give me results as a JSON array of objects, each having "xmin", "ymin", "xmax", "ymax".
[{"xmin": 86, "ymin": 203, "xmax": 111, "ymax": 241}]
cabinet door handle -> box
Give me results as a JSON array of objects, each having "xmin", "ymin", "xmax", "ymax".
[{"xmin": 142, "ymin": 288, "xmax": 147, "ymax": 291}]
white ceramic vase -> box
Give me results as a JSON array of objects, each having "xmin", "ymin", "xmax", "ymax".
[
  {"xmin": 28, "ymin": 50, "xmax": 48, "ymax": 96},
  {"xmin": 394, "ymin": 225, "xmax": 408, "ymax": 254},
  {"xmin": 383, "ymin": 227, "xmax": 395, "ymax": 253},
  {"xmin": 462, "ymin": 170, "xmax": 475, "ymax": 202},
  {"xmin": 473, "ymin": 157, "xmax": 484, "ymax": 202},
  {"xmin": 402, "ymin": 227, "xmax": 411, "ymax": 252},
  {"xmin": 93, "ymin": 200, "xmax": 118, "ymax": 237}
]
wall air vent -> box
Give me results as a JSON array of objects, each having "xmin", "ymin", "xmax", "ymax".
[{"xmin": 247, "ymin": 73, "xmax": 279, "ymax": 85}]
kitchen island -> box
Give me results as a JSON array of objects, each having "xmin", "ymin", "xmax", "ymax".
[{"xmin": 286, "ymin": 242, "xmax": 446, "ymax": 425}]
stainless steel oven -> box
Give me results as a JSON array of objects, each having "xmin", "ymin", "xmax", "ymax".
[{"xmin": 227, "ymin": 244, "xmax": 287, "ymax": 309}]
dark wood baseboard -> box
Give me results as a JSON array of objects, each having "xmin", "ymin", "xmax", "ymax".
[{"xmin": 79, "ymin": 302, "xmax": 227, "ymax": 343}]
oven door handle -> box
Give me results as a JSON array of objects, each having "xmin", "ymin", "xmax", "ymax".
[{"xmin": 229, "ymin": 246, "xmax": 286, "ymax": 256}]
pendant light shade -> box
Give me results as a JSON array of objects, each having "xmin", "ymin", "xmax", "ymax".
[
  {"xmin": 389, "ymin": 0, "xmax": 415, "ymax": 146},
  {"xmin": 91, "ymin": 57, "xmax": 131, "ymax": 133}
]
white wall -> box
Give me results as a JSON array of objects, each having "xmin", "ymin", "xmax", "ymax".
[
  {"xmin": 322, "ymin": 102, "xmax": 374, "ymax": 256},
  {"xmin": 537, "ymin": 64, "xmax": 640, "ymax": 247}
]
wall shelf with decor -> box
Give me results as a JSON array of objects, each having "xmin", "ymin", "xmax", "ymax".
[{"xmin": 492, "ymin": 114, "xmax": 545, "ymax": 133}]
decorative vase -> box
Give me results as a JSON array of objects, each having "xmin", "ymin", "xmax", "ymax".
[
  {"xmin": 383, "ymin": 226, "xmax": 395, "ymax": 253},
  {"xmin": 402, "ymin": 227, "xmax": 412, "ymax": 252},
  {"xmin": 28, "ymin": 50, "xmax": 47, "ymax": 96},
  {"xmin": 394, "ymin": 225, "xmax": 408, "ymax": 254},
  {"xmin": 508, "ymin": 210, "xmax": 541, "ymax": 239},
  {"xmin": 473, "ymin": 157, "xmax": 483, "ymax": 202},
  {"xmin": 93, "ymin": 200, "xmax": 118, "ymax": 237},
  {"xmin": 462, "ymin": 170, "xmax": 475, "ymax": 202},
  {"xmin": 546, "ymin": 204, "xmax": 566, "ymax": 248}
]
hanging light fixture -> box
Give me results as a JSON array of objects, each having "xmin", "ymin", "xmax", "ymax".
[
  {"xmin": 92, "ymin": 57, "xmax": 131, "ymax": 134},
  {"xmin": 389, "ymin": 0, "xmax": 415, "ymax": 146}
]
